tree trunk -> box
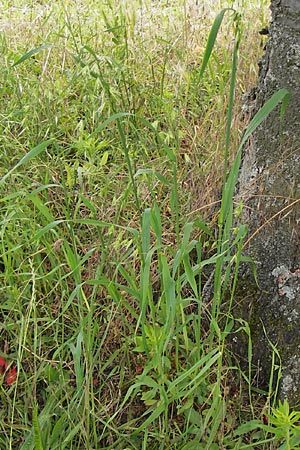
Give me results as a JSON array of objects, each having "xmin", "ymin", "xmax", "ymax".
[{"xmin": 238, "ymin": 0, "xmax": 300, "ymax": 404}]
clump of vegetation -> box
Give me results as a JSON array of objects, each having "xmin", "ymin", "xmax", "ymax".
[{"xmin": 1, "ymin": 0, "xmax": 297, "ymax": 449}]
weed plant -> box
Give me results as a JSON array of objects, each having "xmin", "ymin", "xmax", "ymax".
[{"xmin": 1, "ymin": 0, "xmax": 297, "ymax": 449}]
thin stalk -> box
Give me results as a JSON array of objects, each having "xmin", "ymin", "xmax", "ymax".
[
  {"xmin": 211, "ymin": 14, "xmax": 241, "ymax": 332},
  {"xmin": 222, "ymin": 14, "xmax": 241, "ymax": 193}
]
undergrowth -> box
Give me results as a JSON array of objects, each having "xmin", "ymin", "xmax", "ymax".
[{"xmin": 1, "ymin": 0, "xmax": 296, "ymax": 449}]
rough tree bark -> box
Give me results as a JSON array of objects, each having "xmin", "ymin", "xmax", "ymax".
[{"xmin": 238, "ymin": 0, "xmax": 300, "ymax": 404}]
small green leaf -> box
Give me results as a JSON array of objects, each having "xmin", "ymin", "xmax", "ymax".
[
  {"xmin": 234, "ymin": 419, "xmax": 263, "ymax": 436},
  {"xmin": 100, "ymin": 151, "xmax": 109, "ymax": 166}
]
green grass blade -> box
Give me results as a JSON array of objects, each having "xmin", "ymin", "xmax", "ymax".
[
  {"xmin": 161, "ymin": 254, "xmax": 176, "ymax": 352},
  {"xmin": 240, "ymin": 88, "xmax": 290, "ymax": 148},
  {"xmin": 32, "ymin": 406, "xmax": 44, "ymax": 450},
  {"xmin": 198, "ymin": 9, "xmax": 232, "ymax": 81},
  {"xmin": 168, "ymin": 348, "xmax": 221, "ymax": 392},
  {"xmin": 141, "ymin": 208, "xmax": 151, "ymax": 259},
  {"xmin": 133, "ymin": 401, "xmax": 166, "ymax": 434},
  {"xmin": 69, "ymin": 330, "xmax": 84, "ymax": 392},
  {"xmin": 221, "ymin": 88, "xmax": 290, "ymax": 225},
  {"xmin": 12, "ymin": 44, "xmax": 52, "ymax": 67},
  {"xmin": 222, "ymin": 13, "xmax": 240, "ymax": 189},
  {"xmin": 90, "ymin": 112, "xmax": 131, "ymax": 137},
  {"xmin": 0, "ymin": 140, "xmax": 53, "ymax": 187}
]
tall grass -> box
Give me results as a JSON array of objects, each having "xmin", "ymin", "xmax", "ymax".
[{"xmin": 1, "ymin": 0, "xmax": 295, "ymax": 449}]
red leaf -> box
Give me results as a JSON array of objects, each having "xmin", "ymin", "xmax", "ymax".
[
  {"xmin": 136, "ymin": 365, "xmax": 143, "ymax": 374},
  {"xmin": 262, "ymin": 414, "xmax": 268, "ymax": 425},
  {"xmin": 93, "ymin": 377, "xmax": 99, "ymax": 387},
  {"xmin": 5, "ymin": 366, "xmax": 17, "ymax": 385},
  {"xmin": 0, "ymin": 356, "xmax": 8, "ymax": 374}
]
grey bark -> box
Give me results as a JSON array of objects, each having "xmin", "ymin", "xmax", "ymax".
[{"xmin": 238, "ymin": 0, "xmax": 300, "ymax": 404}]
